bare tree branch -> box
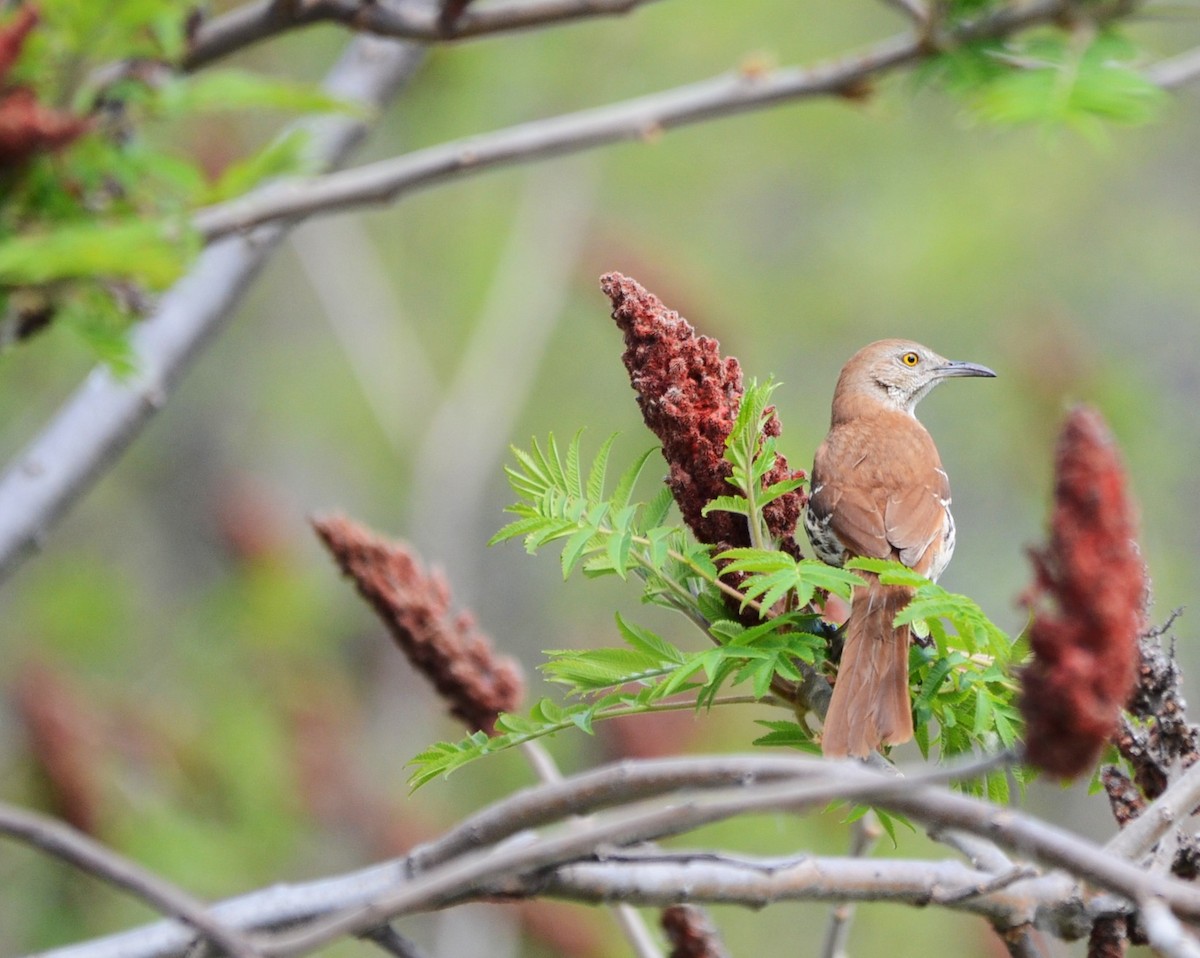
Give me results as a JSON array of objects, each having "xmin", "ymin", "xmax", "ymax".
[
  {"xmin": 820, "ymin": 812, "xmax": 882, "ymax": 958},
  {"xmin": 1104, "ymin": 759, "xmax": 1200, "ymax": 862},
  {"xmin": 0, "ymin": 37, "xmax": 425, "ymax": 587},
  {"xmin": 189, "ymin": 0, "xmax": 1200, "ymax": 244},
  {"xmin": 407, "ymin": 754, "xmax": 859, "ymax": 872},
  {"xmin": 522, "ymin": 852, "xmax": 1065, "ymax": 925},
  {"xmin": 193, "ymin": 0, "xmax": 1079, "ymax": 242},
  {"xmin": 31, "ymin": 850, "xmax": 1112, "ymax": 958},
  {"xmin": 258, "ymin": 751, "xmax": 1200, "ymax": 957},
  {"xmin": 928, "ymin": 826, "xmax": 1014, "ymax": 874},
  {"xmin": 47, "ymin": 750, "xmax": 1184, "ymax": 958},
  {"xmin": 185, "ymin": 0, "xmax": 669, "ymax": 71},
  {"xmin": 190, "ymin": 40, "xmax": 909, "ymax": 240},
  {"xmin": 1145, "ymin": 44, "xmax": 1200, "ymax": 90},
  {"xmin": 0, "ymin": 802, "xmax": 261, "ymax": 958}
]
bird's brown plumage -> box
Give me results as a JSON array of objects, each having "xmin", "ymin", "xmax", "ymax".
[{"xmin": 805, "ymin": 339, "xmax": 994, "ymax": 758}]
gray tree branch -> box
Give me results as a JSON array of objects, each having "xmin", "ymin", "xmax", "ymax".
[
  {"xmin": 190, "ymin": 0, "xmax": 1081, "ymax": 242},
  {"xmin": 35, "ymin": 751, "xmax": 1183, "ymax": 958},
  {"xmin": 185, "ymin": 0, "xmax": 1200, "ymax": 244},
  {"xmin": 203, "ymin": 750, "xmax": 1200, "ymax": 955},
  {"xmin": 0, "ymin": 802, "xmax": 261, "ymax": 958},
  {"xmin": 184, "ymin": 0, "xmax": 669, "ymax": 70},
  {"xmin": 1145, "ymin": 44, "xmax": 1200, "ymax": 90}
]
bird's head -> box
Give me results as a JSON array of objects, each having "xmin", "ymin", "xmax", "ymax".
[{"xmin": 831, "ymin": 339, "xmax": 995, "ymax": 422}]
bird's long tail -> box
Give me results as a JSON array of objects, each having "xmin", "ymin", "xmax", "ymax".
[{"xmin": 821, "ymin": 572, "xmax": 914, "ymax": 758}]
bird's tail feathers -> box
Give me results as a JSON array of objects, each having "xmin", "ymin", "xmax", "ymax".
[{"xmin": 821, "ymin": 572, "xmax": 914, "ymax": 758}]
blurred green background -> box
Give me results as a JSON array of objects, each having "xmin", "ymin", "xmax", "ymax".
[{"xmin": 2, "ymin": 1, "xmax": 1200, "ymax": 955}]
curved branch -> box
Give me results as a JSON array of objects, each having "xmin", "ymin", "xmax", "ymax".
[
  {"xmin": 0, "ymin": 802, "xmax": 261, "ymax": 958},
  {"xmin": 268, "ymin": 753, "xmax": 1200, "ymax": 957},
  {"xmin": 47, "ymin": 751, "xmax": 1199, "ymax": 958},
  {"xmin": 189, "ymin": 0, "xmax": 1195, "ymax": 242},
  {"xmin": 191, "ymin": 37, "xmax": 911, "ymax": 239},
  {"xmin": 184, "ymin": 0, "xmax": 669, "ymax": 71},
  {"xmin": 31, "ymin": 753, "xmax": 1007, "ymax": 958}
]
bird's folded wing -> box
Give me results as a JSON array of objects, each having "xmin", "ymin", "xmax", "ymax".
[{"xmin": 884, "ymin": 478, "xmax": 948, "ymax": 572}]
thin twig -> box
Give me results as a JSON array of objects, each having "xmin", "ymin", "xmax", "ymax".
[
  {"xmin": 819, "ymin": 812, "xmax": 882, "ymax": 958},
  {"xmin": 935, "ymin": 865, "xmax": 1039, "ymax": 905},
  {"xmin": 186, "ymin": 29, "xmax": 933, "ymax": 238},
  {"xmin": 612, "ymin": 904, "xmax": 665, "ymax": 958},
  {"xmin": 1145, "ymin": 45, "xmax": 1200, "ymax": 89},
  {"xmin": 529, "ymin": 851, "xmax": 1051, "ymax": 921},
  {"xmin": 928, "ymin": 826, "xmax": 1014, "ymax": 874},
  {"xmin": 185, "ymin": 0, "xmax": 669, "ymax": 70},
  {"xmin": 188, "ymin": 0, "xmax": 1200, "ymax": 245},
  {"xmin": 0, "ymin": 802, "xmax": 261, "ymax": 958},
  {"xmin": 186, "ymin": 0, "xmax": 1200, "ymax": 243}
]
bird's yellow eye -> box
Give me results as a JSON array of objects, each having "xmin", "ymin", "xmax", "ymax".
[{"xmin": 901, "ymin": 351, "xmax": 920, "ymax": 367}]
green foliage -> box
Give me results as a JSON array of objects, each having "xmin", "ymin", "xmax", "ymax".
[
  {"xmin": 971, "ymin": 33, "xmax": 1165, "ymax": 136},
  {"xmin": 717, "ymin": 547, "xmax": 862, "ymax": 612},
  {"xmin": 411, "ymin": 432, "xmax": 837, "ymax": 786},
  {"xmin": 489, "ymin": 432, "xmax": 665, "ymax": 582},
  {"xmin": 204, "ymin": 131, "xmax": 315, "ymax": 204},
  {"xmin": 752, "ymin": 719, "xmax": 820, "ymax": 753},
  {"xmin": 926, "ymin": 29, "xmax": 1165, "ymax": 140},
  {"xmin": 412, "ymin": 427, "xmax": 1025, "ymax": 791},
  {"xmin": 847, "ymin": 557, "xmax": 1024, "ymax": 800},
  {"xmin": 155, "ymin": 70, "xmax": 364, "ymax": 118},
  {"xmin": 0, "ymin": 0, "xmax": 352, "ymax": 366},
  {"xmin": 0, "ymin": 219, "xmax": 196, "ymax": 288},
  {"xmin": 702, "ymin": 378, "xmax": 805, "ymax": 547}
]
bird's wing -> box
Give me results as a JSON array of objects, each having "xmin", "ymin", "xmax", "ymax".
[
  {"xmin": 808, "ymin": 438, "xmax": 892, "ymax": 560},
  {"xmin": 883, "ymin": 474, "xmax": 948, "ymax": 572},
  {"xmin": 811, "ymin": 417, "xmax": 951, "ymax": 570}
]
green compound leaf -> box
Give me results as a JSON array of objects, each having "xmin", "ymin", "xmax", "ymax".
[
  {"xmin": 967, "ymin": 32, "xmax": 1166, "ymax": 136},
  {"xmin": 159, "ymin": 70, "xmax": 365, "ymax": 117},
  {"xmin": 0, "ymin": 219, "xmax": 199, "ymax": 288}
]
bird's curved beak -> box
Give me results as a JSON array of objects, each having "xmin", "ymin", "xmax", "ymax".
[{"xmin": 934, "ymin": 360, "xmax": 996, "ymax": 379}]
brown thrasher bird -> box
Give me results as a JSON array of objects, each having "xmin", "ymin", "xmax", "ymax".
[{"xmin": 805, "ymin": 339, "xmax": 995, "ymax": 758}]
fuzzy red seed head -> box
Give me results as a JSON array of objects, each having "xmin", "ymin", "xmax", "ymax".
[{"xmin": 1020, "ymin": 406, "xmax": 1146, "ymax": 779}]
